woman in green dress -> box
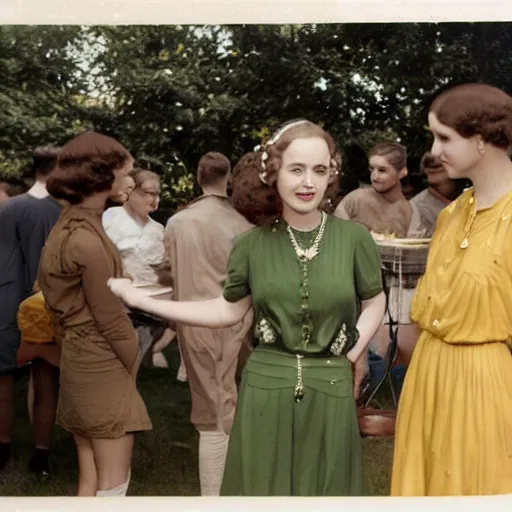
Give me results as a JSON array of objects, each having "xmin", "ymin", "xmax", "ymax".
[{"xmin": 108, "ymin": 120, "xmax": 386, "ymax": 496}]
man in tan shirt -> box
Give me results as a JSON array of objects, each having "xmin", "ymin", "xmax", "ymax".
[
  {"xmin": 334, "ymin": 141, "xmax": 423, "ymax": 238},
  {"xmin": 334, "ymin": 142, "xmax": 423, "ymax": 364},
  {"xmin": 163, "ymin": 152, "xmax": 253, "ymax": 496}
]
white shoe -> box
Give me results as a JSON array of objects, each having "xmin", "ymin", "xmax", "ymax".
[{"xmin": 152, "ymin": 352, "xmax": 169, "ymax": 368}]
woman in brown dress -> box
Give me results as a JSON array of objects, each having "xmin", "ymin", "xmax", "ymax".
[{"xmin": 38, "ymin": 131, "xmax": 152, "ymax": 497}]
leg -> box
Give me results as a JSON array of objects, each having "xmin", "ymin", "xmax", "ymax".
[
  {"xmin": 179, "ymin": 324, "xmax": 246, "ymax": 495},
  {"xmin": 152, "ymin": 327, "xmax": 174, "ymax": 353},
  {"xmin": 27, "ymin": 371, "xmax": 34, "ymax": 424},
  {"xmin": 39, "ymin": 343, "xmax": 61, "ymax": 368},
  {"xmin": 198, "ymin": 431, "xmax": 229, "ymax": 496},
  {"xmin": 31, "ymin": 359, "xmax": 59, "ymax": 449},
  {"xmin": 74, "ymin": 434, "xmax": 98, "ymax": 496},
  {"xmin": 92, "ymin": 434, "xmax": 134, "ymax": 495},
  {"xmin": 137, "ymin": 326, "xmax": 154, "ymax": 369},
  {"xmin": 178, "ymin": 329, "xmax": 224, "ymax": 495},
  {"xmin": 152, "ymin": 327, "xmax": 173, "ymax": 369},
  {"xmin": 29, "ymin": 358, "xmax": 60, "ymax": 477},
  {"xmin": 0, "ymin": 372, "xmax": 14, "ymax": 470}
]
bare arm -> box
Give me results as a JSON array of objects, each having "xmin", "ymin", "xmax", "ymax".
[
  {"xmin": 347, "ymin": 291, "xmax": 386, "ymax": 363},
  {"xmin": 108, "ymin": 278, "xmax": 251, "ymax": 329}
]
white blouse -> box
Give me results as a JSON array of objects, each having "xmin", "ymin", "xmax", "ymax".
[{"xmin": 103, "ymin": 206, "xmax": 165, "ymax": 285}]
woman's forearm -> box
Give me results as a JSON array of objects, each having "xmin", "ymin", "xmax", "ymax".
[
  {"xmin": 350, "ymin": 291, "xmax": 387, "ymax": 361},
  {"xmin": 130, "ymin": 294, "xmax": 252, "ymax": 329}
]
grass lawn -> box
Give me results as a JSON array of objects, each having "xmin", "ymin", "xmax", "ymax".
[{"xmin": 0, "ymin": 343, "xmax": 395, "ymax": 496}]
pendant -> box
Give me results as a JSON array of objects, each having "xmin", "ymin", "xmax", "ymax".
[
  {"xmin": 298, "ymin": 246, "xmax": 318, "ymax": 261},
  {"xmin": 294, "ymin": 385, "xmax": 304, "ymax": 402},
  {"xmin": 460, "ymin": 238, "xmax": 469, "ymax": 249}
]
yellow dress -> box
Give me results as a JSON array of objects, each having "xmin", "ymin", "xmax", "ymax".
[
  {"xmin": 17, "ymin": 291, "xmax": 55, "ymax": 344},
  {"xmin": 391, "ymin": 188, "xmax": 512, "ymax": 496}
]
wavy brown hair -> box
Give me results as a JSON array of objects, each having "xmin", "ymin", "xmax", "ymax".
[
  {"xmin": 419, "ymin": 151, "xmax": 443, "ymax": 171},
  {"xmin": 47, "ymin": 131, "xmax": 133, "ymax": 204},
  {"xmin": 430, "ymin": 83, "xmax": 512, "ymax": 149},
  {"xmin": 231, "ymin": 120, "xmax": 341, "ymax": 226}
]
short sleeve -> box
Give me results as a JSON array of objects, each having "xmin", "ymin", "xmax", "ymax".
[
  {"xmin": 333, "ymin": 200, "xmax": 350, "ymax": 220},
  {"xmin": 102, "ymin": 207, "xmax": 121, "ymax": 245},
  {"xmin": 337, "ymin": 192, "xmax": 357, "ymax": 220},
  {"xmin": 102, "ymin": 207, "xmax": 115, "ymax": 227},
  {"xmin": 353, "ymin": 226, "xmax": 383, "ymax": 300},
  {"xmin": 223, "ymin": 231, "xmax": 252, "ymax": 303}
]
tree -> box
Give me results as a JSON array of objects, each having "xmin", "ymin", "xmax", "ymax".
[
  {"xmin": 4, "ymin": 22, "xmax": 512, "ymax": 210},
  {"xmin": 0, "ymin": 25, "xmax": 88, "ymax": 177}
]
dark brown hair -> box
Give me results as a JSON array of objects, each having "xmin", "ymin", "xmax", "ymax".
[
  {"xmin": 369, "ymin": 141, "xmax": 407, "ymax": 171},
  {"xmin": 231, "ymin": 120, "xmax": 340, "ymax": 226},
  {"xmin": 231, "ymin": 152, "xmax": 281, "ymax": 226},
  {"xmin": 130, "ymin": 168, "xmax": 161, "ymax": 188},
  {"xmin": 47, "ymin": 131, "xmax": 132, "ymax": 204},
  {"xmin": 419, "ymin": 151, "xmax": 443, "ymax": 172},
  {"xmin": 0, "ymin": 177, "xmax": 29, "ymax": 197},
  {"xmin": 32, "ymin": 145, "xmax": 61, "ymax": 177},
  {"xmin": 430, "ymin": 83, "xmax": 512, "ymax": 149},
  {"xmin": 196, "ymin": 152, "xmax": 231, "ymax": 187},
  {"xmin": 419, "ymin": 151, "xmax": 468, "ymax": 196}
]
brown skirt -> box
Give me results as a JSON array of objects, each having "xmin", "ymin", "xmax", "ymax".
[{"xmin": 57, "ymin": 322, "xmax": 152, "ymax": 438}]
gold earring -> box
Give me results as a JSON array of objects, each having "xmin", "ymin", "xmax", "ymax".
[{"xmin": 477, "ymin": 140, "xmax": 485, "ymax": 154}]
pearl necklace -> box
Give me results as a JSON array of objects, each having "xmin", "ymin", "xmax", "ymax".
[{"xmin": 286, "ymin": 212, "xmax": 327, "ymax": 261}]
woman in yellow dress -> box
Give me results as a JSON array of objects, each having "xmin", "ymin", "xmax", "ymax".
[{"xmin": 391, "ymin": 82, "xmax": 512, "ymax": 496}]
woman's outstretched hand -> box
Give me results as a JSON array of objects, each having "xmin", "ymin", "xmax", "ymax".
[{"xmin": 107, "ymin": 278, "xmax": 145, "ymax": 308}]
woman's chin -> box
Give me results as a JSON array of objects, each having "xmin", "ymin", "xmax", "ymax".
[{"xmin": 287, "ymin": 202, "xmax": 322, "ymax": 216}]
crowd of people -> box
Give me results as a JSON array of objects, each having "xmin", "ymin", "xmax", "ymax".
[{"xmin": 0, "ymin": 82, "xmax": 511, "ymax": 497}]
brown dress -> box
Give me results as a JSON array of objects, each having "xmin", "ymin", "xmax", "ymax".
[{"xmin": 38, "ymin": 204, "xmax": 152, "ymax": 439}]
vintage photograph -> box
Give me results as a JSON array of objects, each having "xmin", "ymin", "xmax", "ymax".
[{"xmin": 1, "ymin": 22, "xmax": 511, "ymax": 499}]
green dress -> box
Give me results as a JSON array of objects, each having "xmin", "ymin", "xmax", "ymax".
[{"xmin": 221, "ymin": 214, "xmax": 383, "ymax": 496}]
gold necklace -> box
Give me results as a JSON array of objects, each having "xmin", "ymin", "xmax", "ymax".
[{"xmin": 460, "ymin": 195, "xmax": 476, "ymax": 249}]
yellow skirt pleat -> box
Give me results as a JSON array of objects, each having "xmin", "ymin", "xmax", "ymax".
[{"xmin": 391, "ymin": 332, "xmax": 512, "ymax": 496}]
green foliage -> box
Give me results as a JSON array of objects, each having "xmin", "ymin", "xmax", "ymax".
[
  {"xmin": 3, "ymin": 22, "xmax": 512, "ymax": 211},
  {"xmin": 0, "ymin": 26, "xmax": 90, "ymax": 177}
]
